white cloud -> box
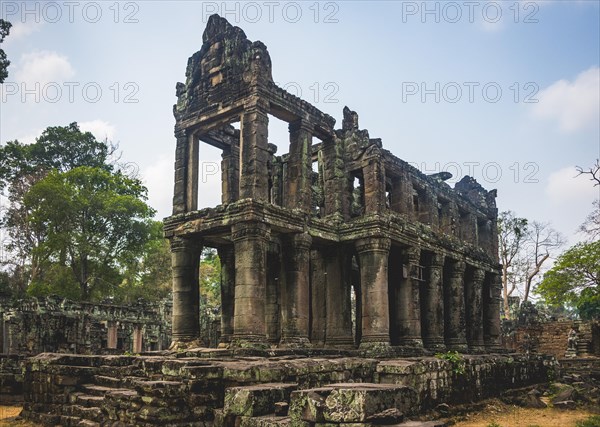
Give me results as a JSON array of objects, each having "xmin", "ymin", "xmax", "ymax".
[
  {"xmin": 546, "ymin": 166, "xmax": 598, "ymax": 205},
  {"xmin": 79, "ymin": 120, "xmax": 116, "ymax": 141},
  {"xmin": 14, "ymin": 51, "xmax": 75, "ymax": 86},
  {"xmin": 4, "ymin": 21, "xmax": 43, "ymax": 43},
  {"xmin": 545, "ymin": 166, "xmax": 599, "ymax": 243},
  {"xmin": 533, "ymin": 67, "xmax": 600, "ymax": 132}
]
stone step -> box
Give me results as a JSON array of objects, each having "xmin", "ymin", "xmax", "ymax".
[
  {"xmin": 223, "ymin": 383, "xmax": 298, "ymax": 417},
  {"xmin": 63, "ymin": 404, "xmax": 103, "ymax": 420},
  {"xmin": 131, "ymin": 379, "xmax": 188, "ymax": 398},
  {"xmin": 93, "ymin": 374, "xmax": 123, "ymax": 388},
  {"xmin": 289, "ymin": 383, "xmax": 418, "ymax": 424},
  {"xmin": 81, "ymin": 384, "xmax": 135, "ymax": 397},
  {"xmin": 75, "ymin": 393, "xmax": 105, "ymax": 407}
]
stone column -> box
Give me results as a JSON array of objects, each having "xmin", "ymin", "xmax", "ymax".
[
  {"xmin": 460, "ymin": 212, "xmax": 478, "ymax": 245},
  {"xmin": 239, "ymin": 105, "xmax": 269, "ymax": 201},
  {"xmin": 396, "ymin": 247, "xmax": 424, "ymax": 347},
  {"xmin": 424, "ymin": 188, "xmax": 438, "ymax": 229},
  {"xmin": 285, "ymin": 120, "xmax": 313, "ymax": 212},
  {"xmin": 465, "ymin": 267, "xmax": 486, "ymax": 353},
  {"xmin": 231, "ymin": 222, "xmax": 269, "ymax": 347},
  {"xmin": 310, "ymin": 249, "xmax": 327, "ymax": 346},
  {"xmin": 173, "ymin": 129, "xmax": 188, "ymax": 214},
  {"xmin": 363, "ymin": 156, "xmax": 386, "ymax": 215},
  {"xmin": 170, "ymin": 237, "xmax": 202, "ymax": 344},
  {"xmin": 186, "ymin": 132, "xmax": 199, "ymax": 212},
  {"xmin": 324, "ymin": 247, "xmax": 354, "ymax": 347},
  {"xmin": 217, "ymin": 246, "xmax": 235, "ymax": 347},
  {"xmin": 281, "ymin": 233, "xmax": 312, "ymax": 346},
  {"xmin": 356, "ymin": 237, "xmax": 391, "ymax": 349},
  {"xmin": 221, "ymin": 145, "xmax": 240, "ymax": 204},
  {"xmin": 484, "ymin": 272, "xmax": 502, "ymax": 352},
  {"xmin": 266, "ymin": 247, "xmax": 281, "ymax": 344},
  {"xmin": 445, "ymin": 260, "xmax": 468, "ymax": 352},
  {"xmin": 321, "ymin": 137, "xmax": 344, "ymax": 219},
  {"xmin": 421, "ymin": 253, "xmax": 446, "ymax": 351}
]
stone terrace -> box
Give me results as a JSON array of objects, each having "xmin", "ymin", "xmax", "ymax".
[{"xmin": 21, "ymin": 351, "xmax": 554, "ymax": 426}]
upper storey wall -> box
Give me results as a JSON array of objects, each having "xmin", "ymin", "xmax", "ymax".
[{"xmin": 169, "ymin": 15, "xmax": 498, "ymax": 262}]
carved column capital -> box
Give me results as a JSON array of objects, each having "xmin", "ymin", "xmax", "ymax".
[
  {"xmin": 404, "ymin": 246, "xmax": 421, "ymax": 264},
  {"xmin": 430, "ymin": 253, "xmax": 445, "ymax": 267},
  {"xmin": 170, "ymin": 236, "xmax": 202, "ymax": 253},
  {"xmin": 291, "ymin": 232, "xmax": 313, "ymax": 251},
  {"xmin": 355, "ymin": 237, "xmax": 391, "ymax": 254},
  {"xmin": 174, "ymin": 127, "xmax": 188, "ymax": 139},
  {"xmin": 449, "ymin": 260, "xmax": 466, "ymax": 277},
  {"xmin": 289, "ymin": 119, "xmax": 313, "ymax": 133},
  {"xmin": 471, "ymin": 267, "xmax": 486, "ymax": 284},
  {"xmin": 231, "ymin": 222, "xmax": 270, "ymax": 242}
]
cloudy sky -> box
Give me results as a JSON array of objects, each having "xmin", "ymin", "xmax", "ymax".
[{"xmin": 1, "ymin": 1, "xmax": 598, "ymax": 245}]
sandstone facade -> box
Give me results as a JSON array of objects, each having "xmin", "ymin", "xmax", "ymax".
[{"xmin": 164, "ymin": 15, "xmax": 502, "ymax": 354}]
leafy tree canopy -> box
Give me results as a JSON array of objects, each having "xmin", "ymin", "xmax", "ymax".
[
  {"xmin": 537, "ymin": 240, "xmax": 600, "ymax": 319},
  {"xmin": 0, "ymin": 19, "xmax": 11, "ymax": 83},
  {"xmin": 23, "ymin": 166, "xmax": 155, "ymax": 300}
]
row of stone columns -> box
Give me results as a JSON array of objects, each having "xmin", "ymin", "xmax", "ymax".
[
  {"xmin": 170, "ymin": 231, "xmax": 502, "ymax": 352},
  {"xmin": 354, "ymin": 236, "xmax": 502, "ymax": 353}
]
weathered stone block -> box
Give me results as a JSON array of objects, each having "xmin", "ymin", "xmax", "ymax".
[
  {"xmin": 224, "ymin": 383, "xmax": 298, "ymax": 417},
  {"xmin": 289, "ymin": 383, "xmax": 418, "ymax": 423}
]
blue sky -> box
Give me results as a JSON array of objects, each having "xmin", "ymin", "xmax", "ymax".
[{"xmin": 1, "ymin": 1, "xmax": 599, "ymax": 247}]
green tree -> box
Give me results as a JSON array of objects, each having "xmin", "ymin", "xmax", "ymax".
[
  {"xmin": 0, "ymin": 123, "xmax": 114, "ymax": 189},
  {"xmin": 0, "ymin": 123, "xmax": 118, "ymax": 293},
  {"xmin": 0, "ymin": 19, "xmax": 11, "ymax": 83},
  {"xmin": 23, "ymin": 166, "xmax": 155, "ymax": 300},
  {"xmin": 200, "ymin": 248, "xmax": 221, "ymax": 309},
  {"xmin": 537, "ymin": 240, "xmax": 600, "ymax": 319},
  {"xmin": 116, "ymin": 220, "xmax": 172, "ymax": 303}
]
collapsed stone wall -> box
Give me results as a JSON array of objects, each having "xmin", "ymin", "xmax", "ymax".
[
  {"xmin": 502, "ymin": 320, "xmax": 599, "ymax": 359},
  {"xmin": 0, "ymin": 296, "xmax": 173, "ymax": 356},
  {"xmin": 21, "ymin": 352, "xmax": 554, "ymax": 426}
]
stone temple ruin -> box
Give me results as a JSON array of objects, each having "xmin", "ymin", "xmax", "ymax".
[
  {"xmin": 16, "ymin": 15, "xmax": 561, "ymax": 427},
  {"xmin": 164, "ymin": 14, "xmax": 502, "ymax": 354}
]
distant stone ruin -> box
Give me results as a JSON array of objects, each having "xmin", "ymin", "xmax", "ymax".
[{"xmin": 164, "ymin": 14, "xmax": 502, "ymax": 354}]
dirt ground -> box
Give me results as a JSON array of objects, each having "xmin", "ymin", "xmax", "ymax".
[
  {"xmin": 445, "ymin": 399, "xmax": 599, "ymax": 427},
  {"xmin": 1, "ymin": 402, "xmax": 599, "ymax": 427}
]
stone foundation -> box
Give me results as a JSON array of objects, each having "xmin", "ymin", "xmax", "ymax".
[{"xmin": 21, "ymin": 352, "xmax": 555, "ymax": 426}]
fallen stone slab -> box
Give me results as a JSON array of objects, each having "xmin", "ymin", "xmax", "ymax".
[{"xmin": 289, "ymin": 383, "xmax": 418, "ymax": 423}]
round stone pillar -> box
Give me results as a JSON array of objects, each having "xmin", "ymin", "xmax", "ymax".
[
  {"xmin": 170, "ymin": 237, "xmax": 202, "ymax": 345},
  {"xmin": 445, "ymin": 260, "xmax": 468, "ymax": 352},
  {"xmin": 281, "ymin": 232, "xmax": 312, "ymax": 347},
  {"xmin": 484, "ymin": 272, "xmax": 502, "ymax": 352},
  {"xmin": 466, "ymin": 267, "xmax": 486, "ymax": 353},
  {"xmin": 217, "ymin": 246, "xmax": 235, "ymax": 347},
  {"xmin": 356, "ymin": 237, "xmax": 391, "ymax": 349},
  {"xmin": 231, "ymin": 222, "xmax": 269, "ymax": 348},
  {"xmin": 422, "ymin": 253, "xmax": 446, "ymax": 351},
  {"xmin": 397, "ymin": 246, "xmax": 424, "ymax": 348}
]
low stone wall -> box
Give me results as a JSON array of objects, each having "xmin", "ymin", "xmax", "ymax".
[
  {"xmin": 21, "ymin": 352, "xmax": 555, "ymax": 426},
  {"xmin": 0, "ymin": 296, "xmax": 173, "ymax": 355},
  {"xmin": 503, "ymin": 320, "xmax": 599, "ymax": 359}
]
